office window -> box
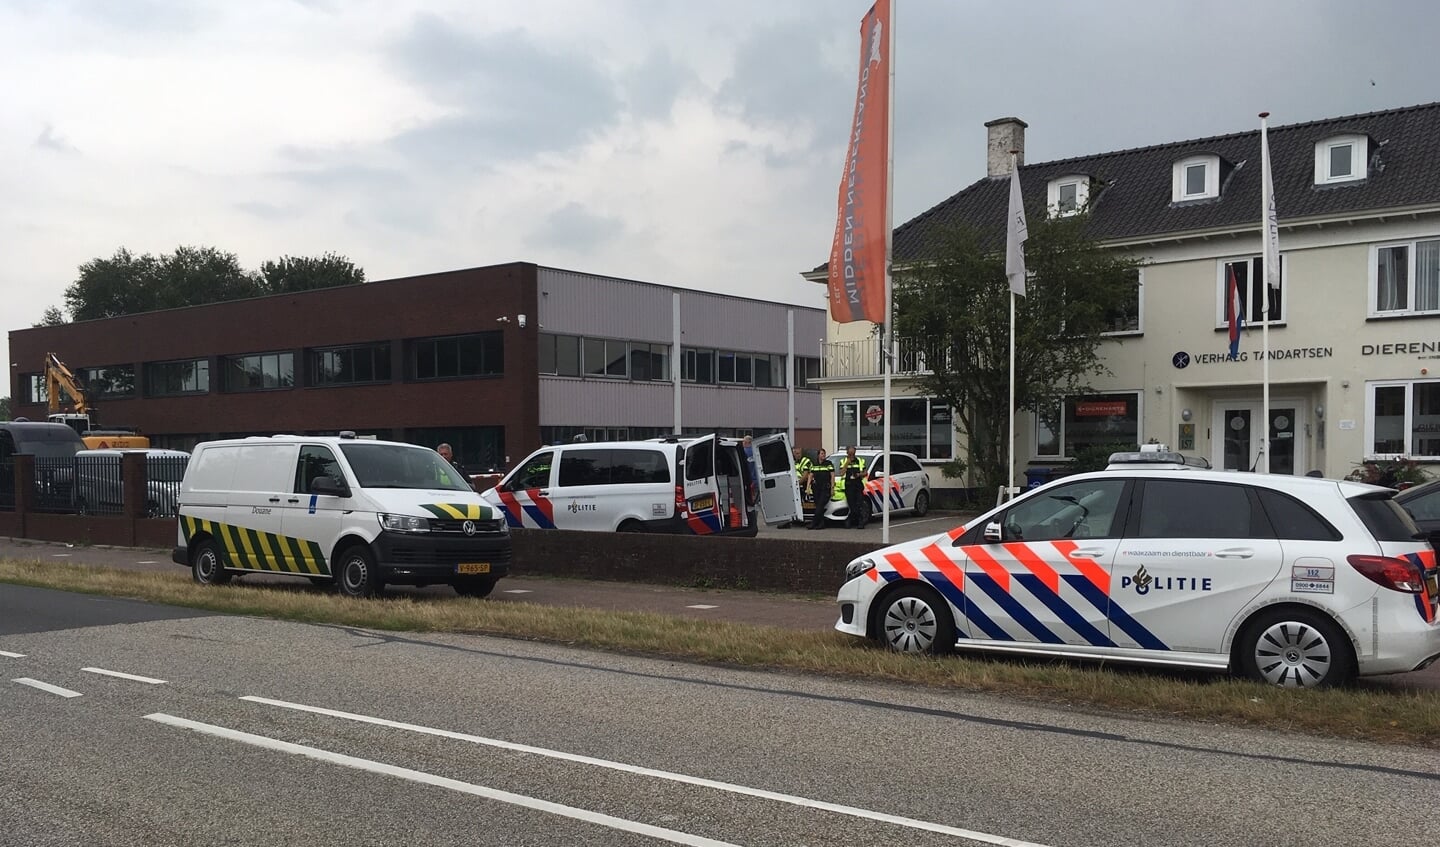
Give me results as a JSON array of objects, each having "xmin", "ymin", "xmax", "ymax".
[
  {"xmin": 76, "ymin": 365, "xmax": 136, "ymax": 399},
  {"xmin": 1367, "ymin": 380, "xmax": 1440, "ymax": 459},
  {"xmin": 835, "ymin": 397, "xmax": 953, "ymax": 459},
  {"xmin": 626, "ymin": 342, "xmax": 669, "ymax": 381},
  {"xmin": 145, "ymin": 359, "xmax": 210, "ymax": 396},
  {"xmin": 1034, "ymin": 393, "xmax": 1142, "ymax": 459},
  {"xmin": 1217, "ymin": 256, "xmax": 1285, "ymax": 327},
  {"xmin": 682, "ymin": 347, "xmax": 716, "ymax": 384},
  {"xmin": 25, "ymin": 374, "xmax": 47, "ymax": 405},
  {"xmin": 794, "ymin": 356, "xmax": 821, "ymax": 389},
  {"xmin": 309, "ymin": 344, "xmax": 391, "ymax": 387},
  {"xmin": 222, "ymin": 352, "xmax": 295, "ymax": 392},
  {"xmin": 1373, "ymin": 238, "xmax": 1440, "ymax": 315},
  {"xmin": 582, "ymin": 338, "xmax": 629, "ymax": 378},
  {"xmin": 411, "ymin": 332, "xmax": 503, "ymax": 380}
]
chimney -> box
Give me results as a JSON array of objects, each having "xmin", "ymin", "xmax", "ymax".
[{"xmin": 985, "ymin": 117, "xmax": 1027, "ymax": 177}]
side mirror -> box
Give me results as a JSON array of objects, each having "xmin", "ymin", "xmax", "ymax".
[
  {"xmin": 983, "ymin": 521, "xmax": 1004, "ymax": 543},
  {"xmin": 310, "ymin": 475, "xmax": 350, "ymax": 498}
]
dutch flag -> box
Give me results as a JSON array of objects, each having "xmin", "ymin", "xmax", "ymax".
[{"xmin": 1226, "ymin": 265, "xmax": 1244, "ymax": 359}]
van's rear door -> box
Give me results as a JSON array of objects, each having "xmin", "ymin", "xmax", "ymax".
[
  {"xmin": 682, "ymin": 435, "xmax": 719, "ymax": 514},
  {"xmin": 752, "ymin": 433, "xmax": 800, "ymax": 525}
]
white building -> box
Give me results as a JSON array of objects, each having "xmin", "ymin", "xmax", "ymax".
[{"xmin": 806, "ymin": 103, "xmax": 1440, "ymax": 489}]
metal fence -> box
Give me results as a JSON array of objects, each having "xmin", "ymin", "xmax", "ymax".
[
  {"xmin": 30, "ymin": 457, "xmax": 78, "ymax": 514},
  {"xmin": 13, "ymin": 454, "xmax": 190, "ymax": 517},
  {"xmin": 0, "ymin": 459, "xmax": 13, "ymax": 512},
  {"xmin": 820, "ymin": 337, "xmax": 949, "ymax": 379}
]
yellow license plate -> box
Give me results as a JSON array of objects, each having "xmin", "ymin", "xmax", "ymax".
[
  {"xmin": 690, "ymin": 496, "xmax": 715, "ymax": 512},
  {"xmin": 456, "ymin": 563, "xmax": 491, "ymax": 575}
]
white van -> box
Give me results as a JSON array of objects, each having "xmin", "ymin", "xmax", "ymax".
[
  {"xmin": 481, "ymin": 433, "xmax": 801, "ymax": 534},
  {"xmin": 171, "ymin": 433, "xmax": 509, "ymax": 598}
]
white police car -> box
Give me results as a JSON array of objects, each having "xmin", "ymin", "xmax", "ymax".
[{"xmin": 835, "ymin": 454, "xmax": 1440, "ymax": 687}]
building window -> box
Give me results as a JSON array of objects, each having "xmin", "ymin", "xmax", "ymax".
[
  {"xmin": 628, "ymin": 343, "xmax": 670, "ymax": 381},
  {"xmin": 1034, "ymin": 392, "xmax": 1142, "ymax": 459},
  {"xmin": 1173, "ymin": 155, "xmax": 1220, "ymax": 202},
  {"xmin": 309, "ymin": 344, "xmax": 390, "ymax": 387},
  {"xmin": 1367, "ymin": 380, "xmax": 1440, "ymax": 458},
  {"xmin": 1047, "ymin": 175, "xmax": 1089, "ymax": 217},
  {"xmin": 794, "ymin": 356, "xmax": 821, "ymax": 389},
  {"xmin": 582, "ymin": 337, "xmax": 629, "ymax": 378},
  {"xmin": 1216, "ymin": 256, "xmax": 1285, "ymax": 327},
  {"xmin": 681, "ymin": 348, "xmax": 716, "ymax": 384},
  {"xmin": 222, "ymin": 352, "xmax": 295, "ymax": 392},
  {"xmin": 76, "ymin": 365, "xmax": 136, "ymax": 399},
  {"xmin": 410, "ymin": 332, "xmax": 503, "ymax": 380},
  {"xmin": 538, "ymin": 333, "xmax": 583, "ymax": 377},
  {"xmin": 145, "ymin": 359, "xmax": 210, "ymax": 397},
  {"xmin": 1315, "ymin": 134, "xmax": 1367, "ymax": 185},
  {"xmin": 754, "ymin": 354, "xmax": 786, "ymax": 388},
  {"xmin": 835, "ymin": 397, "xmax": 953, "ymax": 460},
  {"xmin": 25, "ymin": 374, "xmax": 47, "ymax": 405},
  {"xmin": 1372, "ymin": 238, "xmax": 1440, "ymax": 315},
  {"xmin": 1102, "ymin": 268, "xmax": 1143, "ymax": 335}
]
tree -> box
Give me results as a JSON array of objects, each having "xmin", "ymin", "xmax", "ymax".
[
  {"xmin": 892, "ymin": 212, "xmax": 1141, "ymax": 494},
  {"xmin": 258, "ymin": 253, "xmax": 365, "ymax": 294},
  {"xmin": 34, "ymin": 306, "xmax": 68, "ymax": 327},
  {"xmin": 0, "ymin": 396, "xmax": 10, "ymax": 421},
  {"xmin": 55, "ymin": 247, "xmax": 366, "ymax": 320}
]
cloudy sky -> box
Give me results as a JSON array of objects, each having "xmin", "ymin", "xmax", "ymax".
[{"xmin": 3, "ymin": 0, "xmax": 1439, "ymax": 386}]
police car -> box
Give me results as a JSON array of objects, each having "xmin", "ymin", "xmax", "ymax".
[
  {"xmin": 814, "ymin": 450, "xmax": 932, "ymax": 524},
  {"xmin": 835, "ymin": 451, "xmax": 1440, "ymax": 687}
]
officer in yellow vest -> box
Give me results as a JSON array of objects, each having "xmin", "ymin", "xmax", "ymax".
[
  {"xmin": 838, "ymin": 446, "xmax": 868, "ymax": 529},
  {"xmin": 791, "ymin": 446, "xmax": 812, "ymax": 528}
]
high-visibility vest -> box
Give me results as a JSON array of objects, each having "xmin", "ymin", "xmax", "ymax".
[
  {"xmin": 795, "ymin": 456, "xmax": 812, "ymax": 480},
  {"xmin": 838, "ymin": 456, "xmax": 867, "ymax": 497}
]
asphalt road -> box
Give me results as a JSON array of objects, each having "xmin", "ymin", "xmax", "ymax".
[{"xmin": 1, "ymin": 585, "xmax": 1436, "ymax": 847}]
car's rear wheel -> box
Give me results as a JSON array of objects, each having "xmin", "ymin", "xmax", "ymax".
[
  {"xmin": 912, "ymin": 489, "xmax": 931, "ymax": 517},
  {"xmin": 877, "ymin": 585, "xmax": 955, "ymax": 655},
  {"xmin": 335, "ymin": 545, "xmax": 381, "ymax": 598},
  {"xmin": 191, "ymin": 539, "xmax": 231, "ymax": 586},
  {"xmin": 1236, "ymin": 607, "xmax": 1354, "ymax": 688},
  {"xmin": 617, "ymin": 520, "xmax": 645, "ymax": 533}
]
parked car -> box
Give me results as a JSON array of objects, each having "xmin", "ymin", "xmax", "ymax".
[
  {"xmin": 813, "ymin": 450, "xmax": 931, "ymax": 524},
  {"xmin": 1394, "ymin": 478, "xmax": 1440, "ymax": 535},
  {"xmin": 0, "ymin": 421, "xmax": 87, "ymax": 508},
  {"xmin": 834, "ymin": 458, "xmax": 1440, "ymax": 688},
  {"xmin": 73, "ymin": 448, "xmax": 189, "ymax": 518}
]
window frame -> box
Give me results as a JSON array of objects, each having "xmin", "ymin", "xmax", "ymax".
[
  {"xmin": 1365, "ymin": 379, "xmax": 1440, "ymax": 460},
  {"xmin": 1369, "ymin": 236, "xmax": 1440, "ymax": 317},
  {"xmin": 1314, "ymin": 134, "xmax": 1368, "ymax": 185},
  {"xmin": 1172, "ymin": 155, "xmax": 1220, "ymax": 202},
  {"xmin": 1033, "ymin": 391, "xmax": 1144, "ymax": 460},
  {"xmin": 1047, "ymin": 175, "xmax": 1089, "ymax": 218},
  {"xmin": 409, "ymin": 332, "xmax": 504, "ymax": 381},
  {"xmin": 144, "ymin": 358, "xmax": 211, "ymax": 397},
  {"xmin": 222, "ymin": 351, "xmax": 295, "ymax": 393},
  {"xmin": 834, "ymin": 396, "xmax": 954, "ymax": 460},
  {"xmin": 1215, "ymin": 255, "xmax": 1286, "ymax": 328}
]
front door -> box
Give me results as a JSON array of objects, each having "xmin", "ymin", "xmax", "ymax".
[{"xmin": 1213, "ymin": 402, "xmax": 1301, "ymax": 474}]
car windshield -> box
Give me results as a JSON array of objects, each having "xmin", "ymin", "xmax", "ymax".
[{"xmin": 339, "ymin": 443, "xmax": 471, "ymax": 491}]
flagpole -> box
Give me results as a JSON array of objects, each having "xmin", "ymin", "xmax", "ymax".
[
  {"xmin": 880, "ymin": 0, "xmax": 896, "ymax": 546},
  {"xmin": 1007, "ymin": 149, "xmax": 1018, "ymax": 500},
  {"xmin": 1259, "ymin": 111, "xmax": 1273, "ymax": 474}
]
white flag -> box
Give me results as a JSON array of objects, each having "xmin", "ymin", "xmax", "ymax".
[
  {"xmin": 1260, "ymin": 117, "xmax": 1281, "ymax": 292},
  {"xmin": 1006, "ymin": 164, "xmax": 1028, "ymax": 296}
]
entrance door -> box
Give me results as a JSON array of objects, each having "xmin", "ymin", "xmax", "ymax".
[{"xmin": 1213, "ymin": 403, "xmax": 1301, "ymax": 474}]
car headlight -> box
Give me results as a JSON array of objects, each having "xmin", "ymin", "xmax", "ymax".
[
  {"xmin": 378, "ymin": 513, "xmax": 429, "ymax": 533},
  {"xmin": 845, "ymin": 557, "xmax": 877, "ymax": 580}
]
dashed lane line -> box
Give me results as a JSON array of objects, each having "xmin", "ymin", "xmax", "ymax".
[
  {"xmin": 0, "ymin": 650, "xmax": 26, "ymax": 658},
  {"xmin": 82, "ymin": 667, "xmax": 167, "ymax": 685},
  {"xmin": 12, "ymin": 678, "xmax": 82, "ymax": 698}
]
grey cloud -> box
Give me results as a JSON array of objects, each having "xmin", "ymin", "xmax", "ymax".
[
  {"xmin": 526, "ymin": 203, "xmax": 624, "ymax": 253},
  {"xmin": 621, "ymin": 48, "xmax": 701, "ymax": 119},
  {"xmin": 271, "ymin": 163, "xmax": 406, "ymax": 190},
  {"xmin": 35, "ymin": 124, "xmax": 78, "ymax": 154},
  {"xmin": 386, "ymin": 14, "xmax": 622, "ymax": 160},
  {"xmin": 59, "ymin": 0, "xmax": 212, "ymax": 33},
  {"xmin": 716, "ymin": 18, "xmax": 850, "ymax": 141}
]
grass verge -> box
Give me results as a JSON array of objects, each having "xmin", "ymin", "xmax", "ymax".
[{"xmin": 3, "ymin": 556, "xmax": 1438, "ymax": 747}]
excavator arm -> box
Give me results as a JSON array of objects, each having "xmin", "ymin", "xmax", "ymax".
[{"xmin": 44, "ymin": 352, "xmax": 91, "ymax": 416}]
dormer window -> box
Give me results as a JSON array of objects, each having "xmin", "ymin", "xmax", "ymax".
[
  {"xmin": 1315, "ymin": 134, "xmax": 1368, "ymax": 185},
  {"xmin": 1047, "ymin": 175, "xmax": 1089, "ymax": 217},
  {"xmin": 1172, "ymin": 155, "xmax": 1220, "ymax": 202}
]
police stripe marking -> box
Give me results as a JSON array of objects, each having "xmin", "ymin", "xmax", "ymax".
[
  {"xmin": 145, "ymin": 713, "xmax": 742, "ymax": 847},
  {"xmin": 1063, "ymin": 574, "xmax": 1168, "ymax": 650},
  {"xmin": 237, "ymin": 696, "xmax": 1060, "ymax": 846},
  {"xmin": 967, "ymin": 573, "xmax": 1065, "ymax": 644},
  {"xmin": 1013, "ymin": 574, "xmax": 1115, "ymax": 648}
]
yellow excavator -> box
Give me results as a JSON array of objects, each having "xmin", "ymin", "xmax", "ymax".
[{"xmin": 44, "ymin": 352, "xmax": 151, "ymax": 449}]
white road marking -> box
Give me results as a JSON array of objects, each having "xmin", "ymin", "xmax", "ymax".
[
  {"xmin": 12, "ymin": 678, "xmax": 82, "ymax": 698},
  {"xmin": 82, "ymin": 667, "xmax": 167, "ymax": 685},
  {"xmin": 685, "ymin": 604, "xmax": 719, "ymax": 610},
  {"xmin": 145, "ymin": 713, "xmax": 740, "ymax": 847},
  {"xmin": 136, "ymin": 560, "xmax": 158, "ymax": 565},
  {"xmin": 503, "ymin": 589, "xmax": 534, "ymax": 594},
  {"xmin": 888, "ymin": 516, "xmax": 953, "ymax": 528},
  {"xmin": 50, "ymin": 554, "xmax": 70, "ymax": 558},
  {"xmin": 0, "ymin": 650, "xmax": 26, "ymax": 659},
  {"xmin": 241, "ymin": 695, "xmax": 1054, "ymax": 846}
]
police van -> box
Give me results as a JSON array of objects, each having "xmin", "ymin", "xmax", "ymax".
[
  {"xmin": 481, "ymin": 433, "xmax": 800, "ymax": 534},
  {"xmin": 835, "ymin": 458, "xmax": 1440, "ymax": 688},
  {"xmin": 172, "ymin": 433, "xmax": 510, "ymax": 598}
]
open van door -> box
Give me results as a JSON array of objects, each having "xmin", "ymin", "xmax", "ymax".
[
  {"xmin": 681, "ymin": 435, "xmax": 720, "ymax": 515},
  {"xmin": 752, "ymin": 433, "xmax": 801, "ymax": 525}
]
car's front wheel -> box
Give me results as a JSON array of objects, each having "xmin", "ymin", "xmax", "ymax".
[
  {"xmin": 1236, "ymin": 608, "xmax": 1355, "ymax": 688},
  {"xmin": 335, "ymin": 545, "xmax": 381, "ymax": 598},
  {"xmin": 191, "ymin": 539, "xmax": 231, "ymax": 586},
  {"xmin": 877, "ymin": 585, "xmax": 955, "ymax": 655}
]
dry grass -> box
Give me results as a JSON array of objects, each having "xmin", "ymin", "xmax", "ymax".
[{"xmin": 3, "ymin": 557, "xmax": 1438, "ymax": 747}]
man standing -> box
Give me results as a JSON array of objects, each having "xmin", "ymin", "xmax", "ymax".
[
  {"xmin": 806, "ymin": 449, "xmax": 834, "ymax": 530},
  {"xmin": 791, "ymin": 445, "xmax": 812, "ymax": 528},
  {"xmin": 839, "ymin": 446, "xmax": 868, "ymax": 529},
  {"xmin": 436, "ymin": 443, "xmax": 471, "ymax": 489}
]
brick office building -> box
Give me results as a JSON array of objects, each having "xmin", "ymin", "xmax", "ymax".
[{"xmin": 9, "ymin": 262, "xmax": 824, "ymax": 470}]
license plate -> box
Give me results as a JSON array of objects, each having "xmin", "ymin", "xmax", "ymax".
[
  {"xmin": 690, "ymin": 495, "xmax": 715, "ymax": 512},
  {"xmin": 456, "ymin": 563, "xmax": 491, "ymax": 575}
]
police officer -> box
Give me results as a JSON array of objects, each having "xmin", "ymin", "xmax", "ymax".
[
  {"xmin": 436, "ymin": 442, "xmax": 472, "ymax": 490},
  {"xmin": 806, "ymin": 448, "xmax": 834, "ymax": 530},
  {"xmin": 839, "ymin": 446, "xmax": 868, "ymax": 529},
  {"xmin": 791, "ymin": 446, "xmax": 812, "ymax": 528}
]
